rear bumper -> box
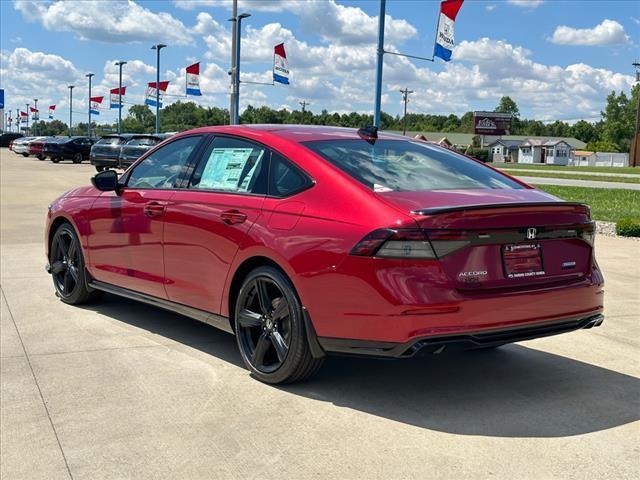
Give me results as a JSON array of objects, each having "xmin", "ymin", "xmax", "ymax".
[
  {"xmin": 90, "ymin": 155, "xmax": 119, "ymax": 167},
  {"xmin": 318, "ymin": 313, "xmax": 604, "ymax": 358}
]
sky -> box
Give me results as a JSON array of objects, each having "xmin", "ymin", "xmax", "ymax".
[{"xmin": 1, "ymin": 0, "xmax": 639, "ymax": 127}]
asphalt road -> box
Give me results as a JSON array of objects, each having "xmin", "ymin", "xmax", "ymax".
[
  {"xmin": 1, "ymin": 150, "xmax": 639, "ymax": 480},
  {"xmin": 515, "ymin": 175, "xmax": 640, "ymax": 190}
]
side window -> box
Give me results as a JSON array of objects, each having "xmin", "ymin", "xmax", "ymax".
[
  {"xmin": 127, "ymin": 136, "xmax": 201, "ymax": 189},
  {"xmin": 190, "ymin": 137, "xmax": 267, "ymax": 194},
  {"xmin": 269, "ymin": 152, "xmax": 310, "ymax": 197}
]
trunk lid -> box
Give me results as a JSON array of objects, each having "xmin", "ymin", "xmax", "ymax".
[{"xmin": 378, "ymin": 189, "xmax": 594, "ymax": 290}]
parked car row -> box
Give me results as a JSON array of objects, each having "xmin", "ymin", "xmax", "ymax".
[{"xmin": 5, "ymin": 133, "xmax": 171, "ymax": 168}]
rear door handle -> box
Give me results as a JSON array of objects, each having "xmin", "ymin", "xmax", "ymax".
[
  {"xmin": 143, "ymin": 201, "xmax": 166, "ymax": 218},
  {"xmin": 221, "ymin": 209, "xmax": 248, "ymax": 225}
]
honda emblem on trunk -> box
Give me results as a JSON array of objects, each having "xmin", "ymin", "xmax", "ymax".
[{"xmin": 526, "ymin": 228, "xmax": 537, "ymax": 240}]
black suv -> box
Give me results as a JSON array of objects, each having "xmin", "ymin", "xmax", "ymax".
[
  {"xmin": 118, "ymin": 134, "xmax": 170, "ymax": 168},
  {"xmin": 45, "ymin": 137, "xmax": 94, "ymax": 163},
  {"xmin": 90, "ymin": 134, "xmax": 135, "ymax": 171}
]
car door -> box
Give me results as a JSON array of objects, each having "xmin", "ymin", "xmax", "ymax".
[
  {"xmin": 86, "ymin": 135, "xmax": 204, "ymax": 298},
  {"xmin": 163, "ymin": 135, "xmax": 268, "ymax": 313}
]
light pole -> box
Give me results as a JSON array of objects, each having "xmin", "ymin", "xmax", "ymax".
[
  {"xmin": 632, "ymin": 61, "xmax": 640, "ymax": 168},
  {"xmin": 8, "ymin": 110, "xmax": 11, "ymax": 132},
  {"xmin": 229, "ymin": 0, "xmax": 238, "ymax": 124},
  {"xmin": 68, "ymin": 86, "xmax": 74, "ymax": 136},
  {"xmin": 33, "ymin": 98, "xmax": 38, "ymax": 136},
  {"xmin": 373, "ymin": 0, "xmax": 386, "ymax": 128},
  {"xmin": 86, "ymin": 73, "xmax": 94, "ymax": 138},
  {"xmin": 25, "ymin": 103, "xmax": 30, "ymax": 135},
  {"xmin": 115, "ymin": 61, "xmax": 127, "ymax": 134},
  {"xmin": 399, "ymin": 88, "xmax": 414, "ymax": 135},
  {"xmin": 151, "ymin": 44, "xmax": 167, "ymax": 134},
  {"xmin": 232, "ymin": 12, "xmax": 251, "ymax": 125}
]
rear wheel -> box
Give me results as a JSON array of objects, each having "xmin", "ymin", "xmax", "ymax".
[
  {"xmin": 72, "ymin": 152, "xmax": 83, "ymax": 164},
  {"xmin": 37, "ymin": 154, "xmax": 45, "ymax": 160},
  {"xmin": 235, "ymin": 266, "xmax": 323, "ymax": 384},
  {"xmin": 95, "ymin": 165, "xmax": 104, "ymax": 172},
  {"xmin": 21, "ymin": 153, "xmax": 28, "ymax": 157},
  {"xmin": 49, "ymin": 223, "xmax": 102, "ymax": 305},
  {"xmin": 51, "ymin": 157, "xmax": 60, "ymax": 163}
]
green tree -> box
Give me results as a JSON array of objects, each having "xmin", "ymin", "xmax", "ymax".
[
  {"xmin": 570, "ymin": 120, "xmax": 599, "ymax": 144},
  {"xmin": 494, "ymin": 96, "xmax": 520, "ymax": 118},
  {"xmin": 600, "ymin": 87, "xmax": 637, "ymax": 152}
]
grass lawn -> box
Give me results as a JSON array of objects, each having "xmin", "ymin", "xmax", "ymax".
[
  {"xmin": 492, "ymin": 163, "xmax": 640, "ymax": 175},
  {"xmin": 534, "ymin": 185, "xmax": 640, "ymax": 223},
  {"xmin": 501, "ymin": 170, "xmax": 640, "ymax": 184}
]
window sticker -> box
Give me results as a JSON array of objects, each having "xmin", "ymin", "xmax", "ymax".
[{"xmin": 199, "ymin": 147, "xmax": 261, "ymax": 190}]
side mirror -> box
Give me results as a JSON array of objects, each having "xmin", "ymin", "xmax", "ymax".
[{"xmin": 91, "ymin": 169, "xmax": 120, "ymax": 192}]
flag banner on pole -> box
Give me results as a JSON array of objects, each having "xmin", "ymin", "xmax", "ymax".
[
  {"xmin": 48, "ymin": 105, "xmax": 56, "ymax": 119},
  {"xmin": 145, "ymin": 81, "xmax": 169, "ymax": 108},
  {"xmin": 433, "ymin": 0, "xmax": 464, "ymax": 62},
  {"xmin": 273, "ymin": 43, "xmax": 290, "ymax": 85},
  {"xmin": 19, "ymin": 111, "xmax": 27, "ymax": 124},
  {"xmin": 110, "ymin": 87, "xmax": 126, "ymax": 109},
  {"xmin": 186, "ymin": 62, "xmax": 201, "ymax": 96},
  {"xmin": 90, "ymin": 97, "xmax": 103, "ymax": 116},
  {"xmin": 7, "ymin": 114, "xmax": 12, "ymax": 126},
  {"xmin": 30, "ymin": 106, "xmax": 39, "ymax": 121}
]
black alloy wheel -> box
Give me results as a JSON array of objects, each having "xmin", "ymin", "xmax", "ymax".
[
  {"xmin": 73, "ymin": 152, "xmax": 83, "ymax": 164},
  {"xmin": 235, "ymin": 266, "xmax": 323, "ymax": 384},
  {"xmin": 49, "ymin": 224, "xmax": 102, "ymax": 305}
]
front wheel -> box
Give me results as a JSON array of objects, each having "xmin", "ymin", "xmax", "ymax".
[
  {"xmin": 21, "ymin": 153, "xmax": 28, "ymax": 157},
  {"xmin": 72, "ymin": 152, "xmax": 83, "ymax": 164},
  {"xmin": 49, "ymin": 223, "xmax": 102, "ymax": 305},
  {"xmin": 95, "ymin": 165, "xmax": 104, "ymax": 172},
  {"xmin": 51, "ymin": 157, "xmax": 60, "ymax": 163},
  {"xmin": 235, "ymin": 266, "xmax": 323, "ymax": 384},
  {"xmin": 37, "ymin": 154, "xmax": 45, "ymax": 160}
]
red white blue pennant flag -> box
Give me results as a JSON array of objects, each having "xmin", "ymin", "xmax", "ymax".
[
  {"xmin": 110, "ymin": 87, "xmax": 126, "ymax": 109},
  {"xmin": 434, "ymin": 0, "xmax": 464, "ymax": 62},
  {"xmin": 30, "ymin": 106, "xmax": 39, "ymax": 121},
  {"xmin": 145, "ymin": 81, "xmax": 169, "ymax": 108},
  {"xmin": 19, "ymin": 111, "xmax": 27, "ymax": 124},
  {"xmin": 273, "ymin": 43, "xmax": 290, "ymax": 85},
  {"xmin": 186, "ymin": 62, "xmax": 201, "ymax": 96},
  {"xmin": 90, "ymin": 97, "xmax": 102, "ymax": 116},
  {"xmin": 48, "ymin": 105, "xmax": 56, "ymax": 119}
]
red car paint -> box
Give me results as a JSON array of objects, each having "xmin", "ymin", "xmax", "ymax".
[
  {"xmin": 28, "ymin": 140, "xmax": 45, "ymax": 157},
  {"xmin": 45, "ymin": 125, "xmax": 604, "ymax": 347}
]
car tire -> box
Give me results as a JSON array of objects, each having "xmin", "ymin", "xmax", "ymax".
[
  {"xmin": 21, "ymin": 153, "xmax": 28, "ymax": 157},
  {"xmin": 234, "ymin": 266, "xmax": 323, "ymax": 384},
  {"xmin": 49, "ymin": 223, "xmax": 102, "ymax": 305},
  {"xmin": 95, "ymin": 166, "xmax": 104, "ymax": 172},
  {"xmin": 51, "ymin": 157, "xmax": 60, "ymax": 163},
  {"xmin": 37, "ymin": 154, "xmax": 45, "ymax": 160},
  {"xmin": 72, "ymin": 152, "xmax": 83, "ymax": 164}
]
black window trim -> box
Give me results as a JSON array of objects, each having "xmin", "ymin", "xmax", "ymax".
[
  {"xmin": 183, "ymin": 133, "xmax": 315, "ymax": 199},
  {"xmin": 121, "ymin": 134, "xmax": 208, "ymax": 191}
]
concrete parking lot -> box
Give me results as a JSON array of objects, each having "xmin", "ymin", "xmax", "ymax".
[{"xmin": 1, "ymin": 149, "xmax": 639, "ymax": 480}]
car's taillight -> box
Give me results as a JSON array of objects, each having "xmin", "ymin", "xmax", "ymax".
[
  {"xmin": 350, "ymin": 229, "xmax": 436, "ymax": 259},
  {"xmin": 580, "ymin": 223, "xmax": 595, "ymax": 246},
  {"xmin": 351, "ymin": 229, "xmax": 472, "ymax": 259}
]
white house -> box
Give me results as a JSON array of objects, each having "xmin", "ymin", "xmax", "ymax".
[{"xmin": 518, "ymin": 139, "xmax": 574, "ymax": 165}]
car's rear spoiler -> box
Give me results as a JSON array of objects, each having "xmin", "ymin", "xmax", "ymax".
[{"xmin": 412, "ymin": 202, "xmax": 590, "ymax": 216}]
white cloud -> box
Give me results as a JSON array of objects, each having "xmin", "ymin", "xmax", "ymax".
[
  {"xmin": 174, "ymin": 0, "xmax": 293, "ymax": 12},
  {"xmin": 549, "ymin": 19, "xmax": 631, "ymax": 46},
  {"xmin": 13, "ymin": 0, "xmax": 194, "ymax": 45},
  {"xmin": 506, "ymin": 0, "xmax": 543, "ymax": 8},
  {"xmin": 485, "ymin": 5, "xmax": 496, "ymax": 12}
]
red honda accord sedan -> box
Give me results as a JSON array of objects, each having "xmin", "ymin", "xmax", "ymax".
[{"xmin": 45, "ymin": 125, "xmax": 604, "ymax": 383}]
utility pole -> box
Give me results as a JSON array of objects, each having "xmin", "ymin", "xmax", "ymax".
[
  {"xmin": 299, "ymin": 100, "xmax": 310, "ymax": 124},
  {"xmin": 373, "ymin": 0, "xmax": 386, "ymax": 128},
  {"xmin": 86, "ymin": 73, "xmax": 94, "ymax": 138},
  {"xmin": 152, "ymin": 44, "xmax": 167, "ymax": 134},
  {"xmin": 115, "ymin": 61, "xmax": 127, "ymax": 134},
  {"xmin": 68, "ymin": 86, "xmax": 74, "ymax": 136},
  {"xmin": 33, "ymin": 98, "xmax": 38, "ymax": 136},
  {"xmin": 399, "ymin": 88, "xmax": 414, "ymax": 135},
  {"xmin": 229, "ymin": 0, "xmax": 238, "ymax": 124}
]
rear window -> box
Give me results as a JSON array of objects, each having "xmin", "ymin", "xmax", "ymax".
[
  {"xmin": 127, "ymin": 137, "xmax": 159, "ymax": 146},
  {"xmin": 303, "ymin": 139, "xmax": 523, "ymax": 191},
  {"xmin": 96, "ymin": 137, "xmax": 124, "ymax": 145}
]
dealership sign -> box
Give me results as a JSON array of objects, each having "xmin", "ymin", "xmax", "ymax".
[{"xmin": 473, "ymin": 111, "xmax": 513, "ymax": 135}]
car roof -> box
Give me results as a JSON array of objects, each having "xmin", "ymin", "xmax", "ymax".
[{"xmin": 182, "ymin": 124, "xmax": 407, "ymax": 143}]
